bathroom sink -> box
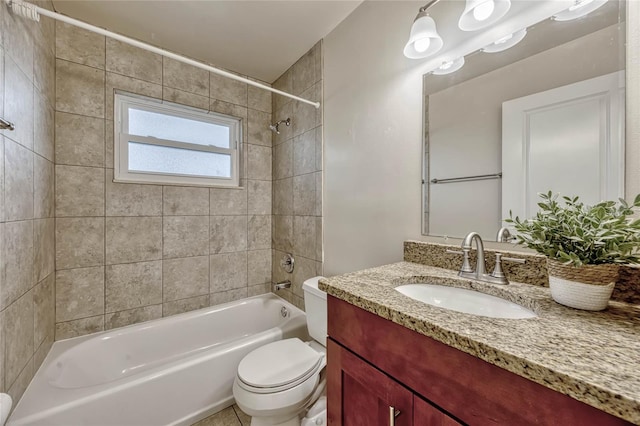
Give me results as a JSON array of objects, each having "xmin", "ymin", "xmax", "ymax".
[{"xmin": 395, "ymin": 284, "xmax": 537, "ymax": 319}]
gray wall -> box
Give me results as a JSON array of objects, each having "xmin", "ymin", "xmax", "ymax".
[
  {"xmin": 53, "ymin": 22, "xmax": 274, "ymax": 339},
  {"xmin": 324, "ymin": 1, "xmax": 426, "ymax": 276},
  {"xmin": 271, "ymin": 42, "xmax": 323, "ymax": 310},
  {"xmin": 0, "ymin": 0, "xmax": 56, "ymax": 403}
]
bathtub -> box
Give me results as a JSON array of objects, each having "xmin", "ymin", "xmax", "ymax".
[{"xmin": 8, "ymin": 294, "xmax": 308, "ymax": 426}]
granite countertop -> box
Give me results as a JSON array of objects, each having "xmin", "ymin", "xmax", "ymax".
[{"xmin": 319, "ymin": 262, "xmax": 640, "ymax": 424}]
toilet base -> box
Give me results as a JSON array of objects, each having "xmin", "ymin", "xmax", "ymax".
[{"xmin": 301, "ymin": 396, "xmax": 326, "ymax": 426}]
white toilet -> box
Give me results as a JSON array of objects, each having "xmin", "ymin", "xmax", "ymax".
[{"xmin": 233, "ymin": 277, "xmax": 327, "ymax": 426}]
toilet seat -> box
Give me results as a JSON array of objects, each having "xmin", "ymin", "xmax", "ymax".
[{"xmin": 237, "ymin": 339, "xmax": 324, "ymax": 394}]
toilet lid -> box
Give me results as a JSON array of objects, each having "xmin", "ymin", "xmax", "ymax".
[{"xmin": 237, "ymin": 338, "xmax": 322, "ymax": 389}]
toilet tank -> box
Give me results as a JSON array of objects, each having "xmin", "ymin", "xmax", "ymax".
[{"xmin": 302, "ymin": 277, "xmax": 327, "ymax": 347}]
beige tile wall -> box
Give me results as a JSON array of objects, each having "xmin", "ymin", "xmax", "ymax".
[
  {"xmin": 0, "ymin": 0, "xmax": 56, "ymax": 403},
  {"xmin": 0, "ymin": 6, "xmax": 321, "ymax": 409},
  {"xmin": 271, "ymin": 42, "xmax": 323, "ymax": 309},
  {"xmin": 54, "ymin": 22, "xmax": 274, "ymax": 339}
]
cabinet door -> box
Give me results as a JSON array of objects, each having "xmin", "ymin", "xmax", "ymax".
[
  {"xmin": 414, "ymin": 395, "xmax": 463, "ymax": 426},
  {"xmin": 327, "ymin": 339, "xmax": 413, "ymax": 426}
]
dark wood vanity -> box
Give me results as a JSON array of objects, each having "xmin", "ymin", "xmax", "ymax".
[{"xmin": 326, "ymin": 296, "xmax": 632, "ymax": 426}]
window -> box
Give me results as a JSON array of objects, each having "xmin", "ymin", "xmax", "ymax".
[{"xmin": 114, "ymin": 93, "xmax": 241, "ymax": 187}]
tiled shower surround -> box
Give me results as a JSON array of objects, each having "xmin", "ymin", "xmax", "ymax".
[
  {"xmin": 0, "ymin": 2, "xmax": 323, "ymax": 407},
  {"xmin": 53, "ymin": 21, "xmax": 276, "ymax": 338},
  {"xmin": 53, "ymin": 25, "xmax": 323, "ymax": 336},
  {"xmin": 271, "ymin": 42, "xmax": 323, "ymax": 310},
  {"xmin": 0, "ymin": 1, "xmax": 56, "ymax": 402}
]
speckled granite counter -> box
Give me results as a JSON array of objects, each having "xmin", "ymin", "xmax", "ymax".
[{"xmin": 319, "ymin": 262, "xmax": 640, "ymax": 424}]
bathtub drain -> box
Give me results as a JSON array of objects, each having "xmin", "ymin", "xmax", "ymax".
[{"xmin": 281, "ymin": 306, "xmax": 289, "ymax": 318}]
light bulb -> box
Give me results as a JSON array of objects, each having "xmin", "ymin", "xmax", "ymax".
[
  {"xmin": 473, "ymin": 0, "xmax": 495, "ymax": 21},
  {"xmin": 403, "ymin": 11, "xmax": 443, "ymax": 59},
  {"xmin": 414, "ymin": 38, "xmax": 431, "ymax": 53}
]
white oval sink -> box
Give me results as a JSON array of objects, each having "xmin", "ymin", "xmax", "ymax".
[{"xmin": 395, "ymin": 284, "xmax": 537, "ymax": 319}]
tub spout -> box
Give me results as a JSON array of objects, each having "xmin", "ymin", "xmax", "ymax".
[{"xmin": 274, "ymin": 281, "xmax": 291, "ymax": 291}]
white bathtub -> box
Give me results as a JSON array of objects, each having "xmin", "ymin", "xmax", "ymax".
[{"xmin": 9, "ymin": 294, "xmax": 308, "ymax": 426}]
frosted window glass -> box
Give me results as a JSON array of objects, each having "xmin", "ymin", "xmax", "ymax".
[
  {"xmin": 128, "ymin": 142, "xmax": 231, "ymax": 178},
  {"xmin": 128, "ymin": 108, "xmax": 230, "ymax": 148}
]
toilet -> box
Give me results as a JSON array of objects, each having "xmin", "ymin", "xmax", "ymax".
[{"xmin": 233, "ymin": 277, "xmax": 327, "ymax": 426}]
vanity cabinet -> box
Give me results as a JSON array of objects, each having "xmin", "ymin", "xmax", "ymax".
[
  {"xmin": 326, "ymin": 296, "xmax": 631, "ymax": 426},
  {"xmin": 327, "ymin": 338, "xmax": 462, "ymax": 426},
  {"xmin": 327, "ymin": 339, "xmax": 413, "ymax": 425}
]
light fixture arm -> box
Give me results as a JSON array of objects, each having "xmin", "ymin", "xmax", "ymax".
[{"xmin": 419, "ymin": 0, "xmax": 442, "ymax": 14}]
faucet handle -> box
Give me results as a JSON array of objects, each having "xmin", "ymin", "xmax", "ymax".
[
  {"xmin": 502, "ymin": 256, "xmax": 526, "ymax": 264},
  {"xmin": 446, "ymin": 249, "xmax": 473, "ymax": 273},
  {"xmin": 491, "ymin": 253, "xmax": 507, "ymax": 279},
  {"xmin": 490, "ymin": 253, "xmax": 526, "ymax": 284}
]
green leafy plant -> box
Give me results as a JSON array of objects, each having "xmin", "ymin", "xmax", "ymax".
[{"xmin": 505, "ymin": 192, "xmax": 640, "ymax": 266}]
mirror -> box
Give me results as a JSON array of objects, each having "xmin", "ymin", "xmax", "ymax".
[{"xmin": 422, "ymin": 0, "xmax": 626, "ymax": 240}]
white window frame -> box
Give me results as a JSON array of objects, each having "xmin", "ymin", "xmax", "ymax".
[{"xmin": 114, "ymin": 92, "xmax": 242, "ymax": 187}]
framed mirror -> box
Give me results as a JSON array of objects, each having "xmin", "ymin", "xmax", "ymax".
[{"xmin": 421, "ymin": 0, "xmax": 627, "ymax": 240}]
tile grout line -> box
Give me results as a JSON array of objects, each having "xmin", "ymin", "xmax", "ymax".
[
  {"xmin": 232, "ymin": 405, "xmax": 245, "ymax": 425},
  {"xmin": 161, "ymin": 55, "xmax": 165, "ymax": 317},
  {"xmin": 30, "ymin": 61, "xmax": 39, "ymax": 365},
  {"xmin": 208, "ymin": 177, "xmax": 212, "ymax": 303},
  {"xmin": 52, "ymin": 23, "xmax": 58, "ymax": 344},
  {"xmin": 161, "ymin": 186, "xmax": 165, "ymax": 317},
  {"xmin": 101, "ymin": 32, "xmax": 107, "ymax": 332}
]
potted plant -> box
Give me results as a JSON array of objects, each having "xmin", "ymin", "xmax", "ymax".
[{"xmin": 506, "ymin": 192, "xmax": 640, "ymax": 311}]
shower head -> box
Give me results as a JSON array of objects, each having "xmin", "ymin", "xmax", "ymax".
[{"xmin": 269, "ymin": 118, "xmax": 291, "ymax": 134}]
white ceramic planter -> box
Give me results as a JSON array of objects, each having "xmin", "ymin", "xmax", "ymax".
[{"xmin": 548, "ymin": 276, "xmax": 615, "ymax": 311}]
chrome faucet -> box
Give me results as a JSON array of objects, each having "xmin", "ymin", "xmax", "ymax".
[
  {"xmin": 274, "ymin": 281, "xmax": 291, "ymax": 291},
  {"xmin": 462, "ymin": 232, "xmax": 486, "ymax": 277},
  {"xmin": 447, "ymin": 231, "xmax": 526, "ymax": 285},
  {"xmin": 496, "ymin": 227, "xmax": 515, "ymax": 243}
]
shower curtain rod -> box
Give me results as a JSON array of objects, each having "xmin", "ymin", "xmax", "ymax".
[{"xmin": 5, "ymin": 0, "xmax": 321, "ymax": 109}]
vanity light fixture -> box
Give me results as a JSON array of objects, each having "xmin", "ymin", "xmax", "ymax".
[
  {"xmin": 403, "ymin": 0, "xmax": 444, "ymax": 59},
  {"xmin": 431, "ymin": 57, "xmax": 465, "ymax": 75},
  {"xmin": 552, "ymin": 0, "xmax": 607, "ymax": 21},
  {"xmin": 458, "ymin": 0, "xmax": 511, "ymax": 31},
  {"xmin": 481, "ymin": 28, "xmax": 527, "ymax": 53}
]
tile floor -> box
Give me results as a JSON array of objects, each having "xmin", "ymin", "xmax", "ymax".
[{"xmin": 192, "ymin": 404, "xmax": 251, "ymax": 426}]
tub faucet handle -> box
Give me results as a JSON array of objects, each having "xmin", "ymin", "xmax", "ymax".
[{"xmin": 280, "ymin": 253, "xmax": 295, "ymax": 273}]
